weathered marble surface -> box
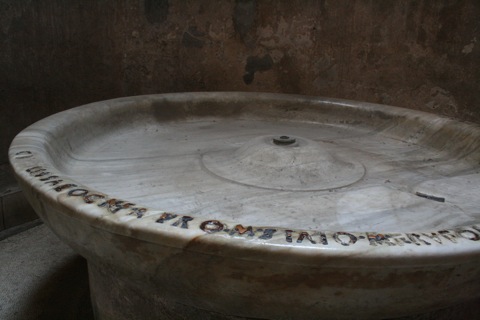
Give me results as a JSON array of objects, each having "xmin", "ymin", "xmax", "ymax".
[{"xmin": 9, "ymin": 93, "xmax": 480, "ymax": 319}]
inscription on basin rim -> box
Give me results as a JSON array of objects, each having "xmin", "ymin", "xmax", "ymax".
[{"xmin": 21, "ymin": 158, "xmax": 480, "ymax": 248}]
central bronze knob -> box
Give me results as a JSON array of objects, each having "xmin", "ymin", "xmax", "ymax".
[{"xmin": 273, "ymin": 135, "xmax": 296, "ymax": 145}]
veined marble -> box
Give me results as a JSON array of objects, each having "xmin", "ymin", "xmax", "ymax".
[{"xmin": 9, "ymin": 93, "xmax": 480, "ymax": 319}]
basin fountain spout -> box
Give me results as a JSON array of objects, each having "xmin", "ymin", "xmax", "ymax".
[{"xmin": 272, "ymin": 135, "xmax": 296, "ymax": 145}]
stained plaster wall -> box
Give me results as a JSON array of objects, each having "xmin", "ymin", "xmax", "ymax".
[{"xmin": 1, "ymin": 0, "xmax": 480, "ymax": 164}]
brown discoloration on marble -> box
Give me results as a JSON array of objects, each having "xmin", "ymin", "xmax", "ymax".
[{"xmin": 84, "ymin": 230, "xmax": 480, "ymax": 319}]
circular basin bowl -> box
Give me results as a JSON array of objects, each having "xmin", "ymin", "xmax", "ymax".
[{"xmin": 9, "ymin": 92, "xmax": 480, "ymax": 319}]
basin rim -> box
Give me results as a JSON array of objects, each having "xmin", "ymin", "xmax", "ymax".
[{"xmin": 9, "ymin": 92, "xmax": 480, "ymax": 265}]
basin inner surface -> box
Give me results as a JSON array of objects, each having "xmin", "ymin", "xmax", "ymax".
[{"xmin": 57, "ymin": 115, "xmax": 480, "ymax": 233}]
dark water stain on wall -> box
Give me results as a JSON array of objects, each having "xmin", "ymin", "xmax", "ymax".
[
  {"xmin": 144, "ymin": 0, "xmax": 169, "ymax": 24},
  {"xmin": 243, "ymin": 54, "xmax": 273, "ymax": 84},
  {"xmin": 233, "ymin": 0, "xmax": 256, "ymax": 41}
]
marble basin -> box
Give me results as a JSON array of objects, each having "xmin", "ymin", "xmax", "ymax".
[{"xmin": 9, "ymin": 92, "xmax": 480, "ymax": 319}]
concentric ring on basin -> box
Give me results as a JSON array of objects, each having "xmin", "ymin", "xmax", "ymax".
[{"xmin": 201, "ymin": 135, "xmax": 365, "ymax": 191}]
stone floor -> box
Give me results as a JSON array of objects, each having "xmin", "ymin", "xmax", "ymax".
[{"xmin": 0, "ymin": 223, "xmax": 94, "ymax": 320}]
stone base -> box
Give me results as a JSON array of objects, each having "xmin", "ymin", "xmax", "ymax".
[
  {"xmin": 88, "ymin": 262, "xmax": 252, "ymax": 320},
  {"xmin": 88, "ymin": 261, "xmax": 480, "ymax": 320}
]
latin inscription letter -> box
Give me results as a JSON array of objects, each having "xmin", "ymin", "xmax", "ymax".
[
  {"xmin": 54, "ymin": 184, "xmax": 78, "ymax": 192},
  {"xmin": 128, "ymin": 207, "xmax": 147, "ymax": 219},
  {"xmin": 456, "ymin": 229, "xmax": 480, "ymax": 241},
  {"xmin": 200, "ymin": 220, "xmax": 224, "ymax": 233},
  {"xmin": 297, "ymin": 232, "xmax": 316, "ymax": 244},
  {"xmin": 172, "ymin": 216, "xmax": 194, "ymax": 229},
  {"xmin": 40, "ymin": 175, "xmax": 59, "ymax": 181},
  {"xmin": 156, "ymin": 213, "xmax": 178, "ymax": 223},
  {"xmin": 230, "ymin": 224, "xmax": 255, "ymax": 237},
  {"xmin": 34, "ymin": 171, "xmax": 51, "ymax": 177},
  {"xmin": 84, "ymin": 193, "xmax": 105, "ymax": 204},
  {"xmin": 333, "ymin": 232, "xmax": 357, "ymax": 246},
  {"xmin": 319, "ymin": 232, "xmax": 328, "ymax": 245},
  {"xmin": 258, "ymin": 228, "xmax": 277, "ymax": 240},
  {"xmin": 98, "ymin": 199, "xmax": 134, "ymax": 213},
  {"xmin": 366, "ymin": 233, "xmax": 396, "ymax": 246},
  {"xmin": 26, "ymin": 166, "xmax": 43, "ymax": 173},
  {"xmin": 406, "ymin": 233, "xmax": 431, "ymax": 246},
  {"xmin": 68, "ymin": 189, "xmax": 89, "ymax": 197},
  {"xmin": 439, "ymin": 230, "xmax": 457, "ymax": 243},
  {"xmin": 420, "ymin": 233, "xmax": 443, "ymax": 244},
  {"xmin": 15, "ymin": 151, "xmax": 33, "ymax": 159},
  {"xmin": 285, "ymin": 230, "xmax": 293, "ymax": 243}
]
